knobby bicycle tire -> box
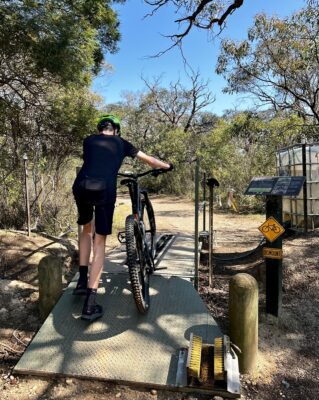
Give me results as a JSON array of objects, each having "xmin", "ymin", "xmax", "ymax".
[
  {"xmin": 142, "ymin": 196, "xmax": 156, "ymax": 261},
  {"xmin": 125, "ymin": 214, "xmax": 150, "ymax": 314}
]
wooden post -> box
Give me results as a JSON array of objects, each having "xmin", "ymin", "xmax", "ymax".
[
  {"xmin": 38, "ymin": 255, "xmax": 63, "ymax": 321},
  {"xmin": 229, "ymin": 273, "xmax": 258, "ymax": 374}
]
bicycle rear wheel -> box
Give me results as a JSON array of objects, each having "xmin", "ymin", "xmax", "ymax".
[{"xmin": 125, "ymin": 214, "xmax": 150, "ymax": 313}]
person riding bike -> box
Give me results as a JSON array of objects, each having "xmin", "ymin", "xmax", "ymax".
[{"xmin": 72, "ymin": 114, "xmax": 172, "ymax": 321}]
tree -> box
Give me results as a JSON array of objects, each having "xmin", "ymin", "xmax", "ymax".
[
  {"xmin": 144, "ymin": 0, "xmax": 244, "ymax": 53},
  {"xmin": 199, "ymin": 111, "xmax": 303, "ymax": 209},
  {"xmin": 0, "ymin": 0, "xmax": 125, "ymax": 108},
  {"xmin": 0, "ymin": 0, "xmax": 126, "ymax": 231},
  {"xmin": 216, "ymin": 4, "xmax": 319, "ymax": 125},
  {"xmin": 142, "ymin": 72, "xmax": 215, "ymax": 133},
  {"xmin": 104, "ymin": 76, "xmax": 217, "ymax": 195},
  {"xmin": 106, "ymin": 74, "xmax": 216, "ymax": 154}
]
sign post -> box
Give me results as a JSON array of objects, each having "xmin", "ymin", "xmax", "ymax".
[
  {"xmin": 206, "ymin": 177, "xmax": 219, "ymax": 287},
  {"xmin": 23, "ymin": 154, "xmax": 31, "ymax": 237},
  {"xmin": 263, "ymin": 197, "xmax": 284, "ymax": 316},
  {"xmin": 194, "ymin": 159, "xmax": 200, "ymax": 290},
  {"xmin": 245, "ymin": 176, "xmax": 305, "ymax": 317}
]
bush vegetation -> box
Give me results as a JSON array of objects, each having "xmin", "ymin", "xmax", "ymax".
[{"xmin": 1, "ymin": 1, "xmax": 318, "ymax": 234}]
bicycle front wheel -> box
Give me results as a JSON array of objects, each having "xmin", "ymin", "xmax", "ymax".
[
  {"xmin": 142, "ymin": 195, "xmax": 156, "ymax": 261},
  {"xmin": 125, "ymin": 215, "xmax": 150, "ymax": 314}
]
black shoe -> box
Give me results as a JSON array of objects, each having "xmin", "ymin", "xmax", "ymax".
[
  {"xmin": 73, "ymin": 279, "xmax": 87, "ymax": 295},
  {"xmin": 81, "ymin": 304, "xmax": 104, "ymax": 321}
]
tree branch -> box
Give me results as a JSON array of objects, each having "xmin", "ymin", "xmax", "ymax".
[{"xmin": 145, "ymin": 0, "xmax": 245, "ymax": 54}]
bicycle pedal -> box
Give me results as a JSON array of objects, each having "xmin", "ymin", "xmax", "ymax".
[{"xmin": 117, "ymin": 231, "xmax": 126, "ymax": 244}]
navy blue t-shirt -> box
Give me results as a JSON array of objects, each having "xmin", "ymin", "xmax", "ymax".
[{"xmin": 73, "ymin": 134, "xmax": 139, "ymax": 203}]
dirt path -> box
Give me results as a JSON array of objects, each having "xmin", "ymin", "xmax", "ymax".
[{"xmin": 1, "ymin": 197, "xmax": 318, "ymax": 399}]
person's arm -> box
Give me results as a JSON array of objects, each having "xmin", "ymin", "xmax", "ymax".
[{"xmin": 136, "ymin": 151, "xmax": 170, "ymax": 169}]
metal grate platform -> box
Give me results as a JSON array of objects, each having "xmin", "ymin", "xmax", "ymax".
[
  {"xmin": 14, "ymin": 234, "xmax": 221, "ymax": 389},
  {"xmin": 105, "ymin": 233, "xmax": 195, "ymax": 279}
]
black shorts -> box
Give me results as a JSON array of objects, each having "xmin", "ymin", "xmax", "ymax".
[{"xmin": 73, "ymin": 184, "xmax": 115, "ymax": 236}]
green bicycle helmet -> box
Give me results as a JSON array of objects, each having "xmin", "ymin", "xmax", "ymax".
[{"xmin": 97, "ymin": 114, "xmax": 121, "ymax": 133}]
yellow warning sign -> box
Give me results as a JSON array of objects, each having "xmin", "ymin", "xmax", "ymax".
[
  {"xmin": 263, "ymin": 247, "xmax": 283, "ymax": 259},
  {"xmin": 258, "ymin": 217, "xmax": 285, "ymax": 242}
]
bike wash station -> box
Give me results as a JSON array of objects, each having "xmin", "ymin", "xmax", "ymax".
[
  {"xmin": 13, "ymin": 146, "xmax": 312, "ymax": 398},
  {"xmin": 189, "ymin": 154, "xmax": 306, "ymax": 396}
]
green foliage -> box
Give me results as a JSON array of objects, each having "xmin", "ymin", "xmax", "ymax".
[
  {"xmin": 216, "ymin": 3, "xmax": 319, "ymax": 125},
  {"xmin": 0, "ymin": 0, "xmax": 124, "ymax": 84},
  {"xmin": 199, "ymin": 112, "xmax": 304, "ymax": 209},
  {"xmin": 141, "ymin": 128, "xmax": 196, "ymax": 195},
  {"xmin": 0, "ymin": 0, "xmax": 125, "ymax": 231},
  {"xmin": 106, "ymin": 82, "xmax": 308, "ymax": 208}
]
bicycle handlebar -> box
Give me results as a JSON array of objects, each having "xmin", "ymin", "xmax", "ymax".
[{"xmin": 118, "ymin": 167, "xmax": 172, "ymax": 180}]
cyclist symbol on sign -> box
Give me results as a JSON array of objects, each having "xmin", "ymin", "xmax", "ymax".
[
  {"xmin": 261, "ymin": 223, "xmax": 280, "ymax": 234},
  {"xmin": 258, "ymin": 217, "xmax": 285, "ymax": 242}
]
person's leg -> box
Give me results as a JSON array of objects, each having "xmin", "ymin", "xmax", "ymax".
[
  {"xmin": 88, "ymin": 233, "xmax": 107, "ymax": 288},
  {"xmin": 73, "ymin": 221, "xmax": 93, "ymax": 295},
  {"xmin": 81, "ymin": 233, "xmax": 106, "ymax": 320},
  {"xmin": 73, "ymin": 190, "xmax": 94, "ymax": 295},
  {"xmin": 79, "ymin": 221, "xmax": 93, "ymax": 266},
  {"xmin": 81, "ymin": 202, "xmax": 114, "ymax": 321},
  {"xmin": 88, "ymin": 203, "xmax": 114, "ymax": 287}
]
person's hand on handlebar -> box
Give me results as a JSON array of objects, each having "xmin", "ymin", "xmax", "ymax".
[
  {"xmin": 151, "ymin": 163, "xmax": 174, "ymax": 177},
  {"xmin": 136, "ymin": 150, "xmax": 173, "ymax": 170}
]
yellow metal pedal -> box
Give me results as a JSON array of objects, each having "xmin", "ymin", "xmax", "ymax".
[
  {"xmin": 214, "ymin": 337, "xmax": 224, "ymax": 381},
  {"xmin": 186, "ymin": 333, "xmax": 202, "ymax": 379}
]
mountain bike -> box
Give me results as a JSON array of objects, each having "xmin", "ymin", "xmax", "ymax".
[{"xmin": 117, "ymin": 167, "xmax": 172, "ymax": 314}]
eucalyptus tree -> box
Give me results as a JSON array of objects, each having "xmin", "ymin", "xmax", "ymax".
[
  {"xmin": 216, "ymin": 4, "xmax": 319, "ymax": 126},
  {"xmin": 142, "ymin": 71, "xmax": 215, "ymax": 133},
  {"xmin": 0, "ymin": 0, "xmax": 126, "ymax": 229},
  {"xmin": 105, "ymin": 75, "xmax": 217, "ymax": 194},
  {"xmin": 199, "ymin": 111, "xmax": 303, "ymax": 209}
]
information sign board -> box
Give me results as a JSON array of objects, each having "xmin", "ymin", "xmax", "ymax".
[{"xmin": 245, "ymin": 176, "xmax": 305, "ymax": 196}]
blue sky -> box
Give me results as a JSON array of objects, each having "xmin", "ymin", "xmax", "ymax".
[{"xmin": 92, "ymin": 0, "xmax": 306, "ymax": 115}]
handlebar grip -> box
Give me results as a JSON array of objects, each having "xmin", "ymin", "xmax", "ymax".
[{"xmin": 151, "ymin": 170, "xmax": 161, "ymax": 177}]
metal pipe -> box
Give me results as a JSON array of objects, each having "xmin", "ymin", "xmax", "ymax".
[
  {"xmin": 206, "ymin": 177, "xmax": 220, "ymax": 287},
  {"xmin": 203, "ymin": 172, "xmax": 206, "ymax": 231},
  {"xmin": 23, "ymin": 154, "xmax": 31, "ymax": 237},
  {"xmin": 302, "ymin": 144, "xmax": 308, "ymax": 233},
  {"xmin": 194, "ymin": 159, "xmax": 200, "ymax": 290},
  {"xmin": 208, "ymin": 186, "xmax": 213, "ymax": 287}
]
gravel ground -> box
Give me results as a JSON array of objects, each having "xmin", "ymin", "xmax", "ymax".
[{"xmin": 0, "ymin": 196, "xmax": 318, "ymax": 399}]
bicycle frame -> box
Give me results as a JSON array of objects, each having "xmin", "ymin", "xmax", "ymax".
[
  {"xmin": 118, "ymin": 168, "xmax": 165, "ymax": 220},
  {"xmin": 125, "ymin": 178, "xmax": 143, "ymax": 220}
]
